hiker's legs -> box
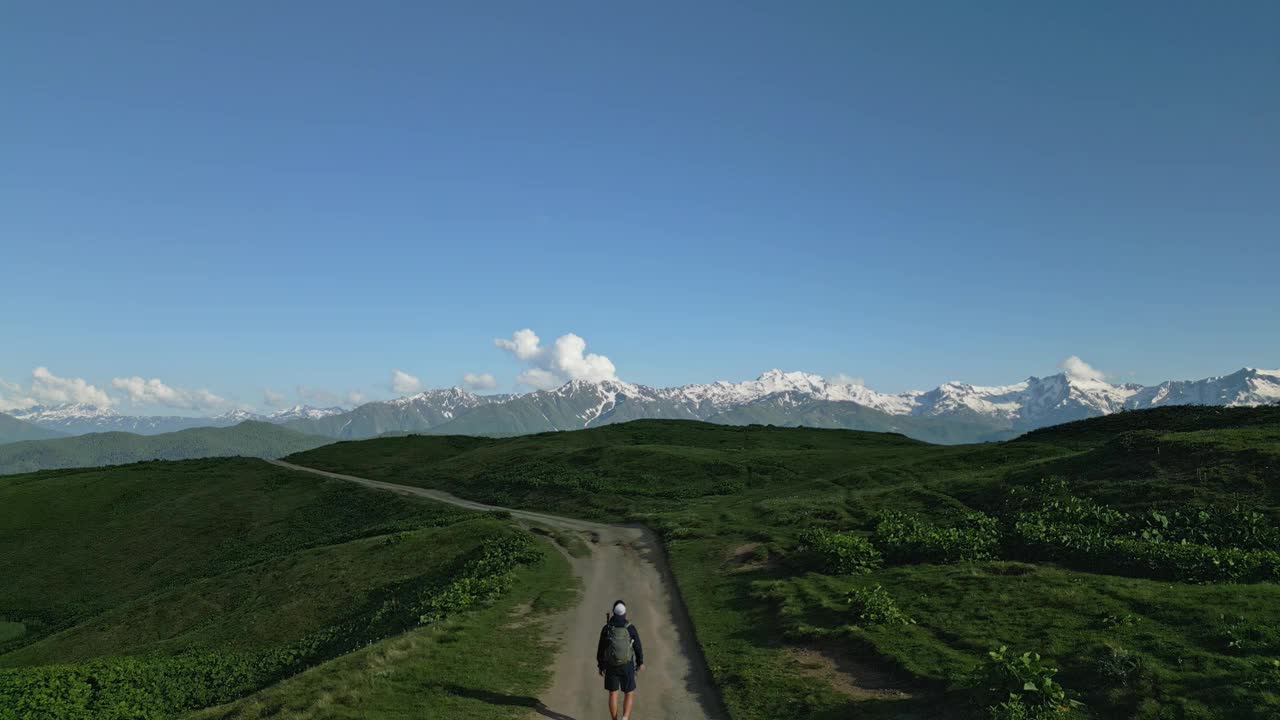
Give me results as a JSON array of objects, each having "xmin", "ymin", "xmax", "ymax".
[
  {"xmin": 623, "ymin": 690, "xmax": 635, "ymax": 717},
  {"xmin": 608, "ymin": 690, "xmax": 619, "ymax": 720}
]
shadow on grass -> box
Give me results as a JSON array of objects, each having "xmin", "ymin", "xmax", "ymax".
[{"xmin": 435, "ymin": 684, "xmax": 577, "ymax": 720}]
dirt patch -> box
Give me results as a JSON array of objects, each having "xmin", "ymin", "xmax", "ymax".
[
  {"xmin": 726, "ymin": 542, "xmax": 775, "ymax": 572},
  {"xmin": 503, "ymin": 601, "xmax": 537, "ymax": 629},
  {"xmin": 789, "ymin": 644, "xmax": 914, "ymax": 700}
]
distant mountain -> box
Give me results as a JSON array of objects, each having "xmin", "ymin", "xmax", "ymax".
[
  {"xmin": 9, "ymin": 404, "xmax": 232, "ymax": 436},
  {"xmin": 8, "ymin": 367, "xmax": 1277, "ymax": 446},
  {"xmin": 267, "ymin": 405, "xmax": 347, "ymax": 423},
  {"xmin": 282, "ymin": 388, "xmax": 510, "ymax": 438},
  {"xmin": 281, "ymin": 366, "xmax": 1280, "ymax": 444},
  {"xmin": 0, "ymin": 413, "xmax": 68, "ymax": 444},
  {"xmin": 11, "ymin": 404, "xmax": 349, "ymax": 437},
  {"xmin": 0, "ymin": 421, "xmax": 334, "ymax": 475}
]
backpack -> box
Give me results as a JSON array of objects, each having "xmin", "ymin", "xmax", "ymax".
[{"xmin": 605, "ymin": 622, "xmax": 634, "ymax": 667}]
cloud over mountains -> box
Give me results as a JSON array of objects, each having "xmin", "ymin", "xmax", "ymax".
[{"xmin": 495, "ymin": 328, "xmax": 617, "ymax": 390}]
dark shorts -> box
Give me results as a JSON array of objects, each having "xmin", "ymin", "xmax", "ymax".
[{"xmin": 603, "ymin": 662, "xmax": 637, "ymax": 693}]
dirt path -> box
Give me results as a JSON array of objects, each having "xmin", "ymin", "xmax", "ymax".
[{"xmin": 268, "ymin": 460, "xmax": 725, "ymax": 720}]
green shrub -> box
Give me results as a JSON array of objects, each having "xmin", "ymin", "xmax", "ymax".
[
  {"xmin": 845, "ymin": 585, "xmax": 913, "ymax": 626},
  {"xmin": 873, "ymin": 510, "xmax": 999, "ymax": 564},
  {"xmin": 1093, "ymin": 645, "xmax": 1146, "ymax": 688},
  {"xmin": 1006, "ymin": 484, "xmax": 1280, "ymax": 583},
  {"xmin": 796, "ymin": 528, "xmax": 882, "ymax": 575},
  {"xmin": 1010, "ymin": 514, "xmax": 1280, "ymax": 583},
  {"xmin": 974, "ymin": 646, "xmax": 1084, "ymax": 719}
]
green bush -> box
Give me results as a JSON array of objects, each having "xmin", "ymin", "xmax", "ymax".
[
  {"xmin": 1093, "ymin": 645, "xmax": 1146, "ymax": 688},
  {"xmin": 873, "ymin": 510, "xmax": 999, "ymax": 564},
  {"xmin": 1006, "ymin": 485, "xmax": 1280, "ymax": 583},
  {"xmin": 974, "ymin": 646, "xmax": 1084, "ymax": 719},
  {"xmin": 1010, "ymin": 513, "xmax": 1280, "ymax": 583},
  {"xmin": 845, "ymin": 585, "xmax": 913, "ymax": 627},
  {"xmin": 795, "ymin": 528, "xmax": 882, "ymax": 575}
]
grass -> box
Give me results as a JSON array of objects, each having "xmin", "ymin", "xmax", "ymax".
[
  {"xmin": 185, "ymin": 549, "xmax": 576, "ymax": 720},
  {"xmin": 289, "ymin": 407, "xmax": 1280, "ymax": 719},
  {"xmin": 0, "ymin": 456, "xmax": 575, "ymax": 718},
  {"xmin": 0, "ymin": 458, "xmax": 466, "ymax": 642},
  {"xmin": 2, "ymin": 518, "xmax": 503, "ymax": 667},
  {"xmin": 0, "ymin": 623, "xmax": 23, "ymax": 646}
]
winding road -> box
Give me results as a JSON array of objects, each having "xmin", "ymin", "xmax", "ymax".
[{"xmin": 268, "ymin": 460, "xmax": 725, "ymax": 720}]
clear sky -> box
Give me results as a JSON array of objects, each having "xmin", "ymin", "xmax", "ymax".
[{"xmin": 3, "ymin": 1, "xmax": 1278, "ymax": 414}]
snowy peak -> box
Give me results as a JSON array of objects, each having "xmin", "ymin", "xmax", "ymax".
[
  {"xmin": 266, "ymin": 405, "xmax": 346, "ymax": 422},
  {"xmin": 655, "ymin": 369, "xmax": 914, "ymax": 414},
  {"xmin": 212, "ymin": 409, "xmax": 266, "ymax": 423},
  {"xmin": 10, "ymin": 403, "xmax": 121, "ymax": 421},
  {"xmin": 1127, "ymin": 367, "xmax": 1280, "ymax": 409}
]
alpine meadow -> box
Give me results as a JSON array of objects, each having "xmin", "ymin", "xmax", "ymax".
[{"xmin": 4, "ymin": 3, "xmax": 1279, "ymax": 719}]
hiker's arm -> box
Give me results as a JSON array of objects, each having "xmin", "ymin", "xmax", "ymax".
[
  {"xmin": 596, "ymin": 626, "xmax": 608, "ymax": 671},
  {"xmin": 630, "ymin": 624, "xmax": 645, "ymax": 667}
]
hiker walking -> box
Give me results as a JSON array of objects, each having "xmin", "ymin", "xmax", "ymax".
[{"xmin": 597, "ymin": 600, "xmax": 644, "ymax": 720}]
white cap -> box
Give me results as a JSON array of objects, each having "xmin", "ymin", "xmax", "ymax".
[{"xmin": 613, "ymin": 602, "xmax": 627, "ymax": 616}]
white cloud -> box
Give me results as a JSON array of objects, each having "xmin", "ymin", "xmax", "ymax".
[
  {"xmin": 346, "ymin": 390, "xmax": 367, "ymax": 406},
  {"xmin": 1059, "ymin": 355, "xmax": 1106, "ymax": 381},
  {"xmin": 0, "ymin": 378, "xmax": 37, "ymax": 411},
  {"xmin": 391, "ymin": 369, "xmax": 424, "ymax": 394},
  {"xmin": 31, "ymin": 367, "xmax": 115, "ymax": 407},
  {"xmin": 462, "ymin": 372, "xmax": 498, "ymax": 391},
  {"xmin": 494, "ymin": 328, "xmax": 619, "ymax": 389},
  {"xmin": 494, "ymin": 329, "xmax": 542, "ymax": 360},
  {"xmin": 516, "ymin": 368, "xmax": 561, "ymax": 390},
  {"xmin": 827, "ymin": 373, "xmax": 866, "ymax": 387},
  {"xmin": 111, "ymin": 375, "xmax": 231, "ymax": 413},
  {"xmin": 263, "ymin": 388, "xmax": 286, "ymax": 407}
]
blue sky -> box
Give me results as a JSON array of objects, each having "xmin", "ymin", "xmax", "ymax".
[{"xmin": 2, "ymin": 1, "xmax": 1277, "ymax": 414}]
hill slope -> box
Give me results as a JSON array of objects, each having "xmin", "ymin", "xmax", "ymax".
[
  {"xmin": 0, "ymin": 421, "xmax": 335, "ymax": 475},
  {"xmin": 0, "ymin": 457, "xmax": 571, "ymax": 720},
  {"xmin": 290, "ymin": 408, "xmax": 1280, "ymax": 720},
  {"xmin": 0, "ymin": 413, "xmax": 66, "ymax": 444}
]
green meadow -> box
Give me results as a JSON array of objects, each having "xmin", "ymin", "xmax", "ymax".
[{"xmin": 292, "ymin": 405, "xmax": 1280, "ymax": 719}]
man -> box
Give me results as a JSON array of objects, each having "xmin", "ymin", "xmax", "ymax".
[{"xmin": 597, "ymin": 600, "xmax": 645, "ymax": 720}]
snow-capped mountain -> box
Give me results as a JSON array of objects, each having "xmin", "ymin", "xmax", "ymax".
[
  {"xmin": 211, "ymin": 409, "xmax": 267, "ymax": 424},
  {"xmin": 1126, "ymin": 368, "xmax": 1280, "ymax": 408},
  {"xmin": 9, "ymin": 404, "xmax": 228, "ymax": 436},
  {"xmin": 901, "ymin": 367, "xmax": 1280, "ymax": 430},
  {"xmin": 287, "ymin": 366, "xmax": 1277, "ymax": 442},
  {"xmin": 8, "ymin": 367, "xmax": 1276, "ymax": 444},
  {"xmin": 279, "ymin": 388, "xmax": 511, "ymax": 439},
  {"xmin": 266, "ymin": 405, "xmax": 346, "ymax": 423},
  {"xmin": 399, "ymin": 366, "xmax": 1280, "ymax": 440}
]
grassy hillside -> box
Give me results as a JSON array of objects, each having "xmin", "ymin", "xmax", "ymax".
[
  {"xmin": 0, "ymin": 421, "xmax": 334, "ymax": 475},
  {"xmin": 0, "ymin": 457, "xmax": 572, "ymax": 719},
  {"xmin": 0, "ymin": 412, "xmax": 65, "ymax": 444},
  {"xmin": 290, "ymin": 408, "xmax": 1280, "ymax": 719}
]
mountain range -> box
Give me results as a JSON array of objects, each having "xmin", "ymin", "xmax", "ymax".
[
  {"xmin": 0, "ymin": 421, "xmax": 334, "ymax": 475},
  {"xmin": 4, "ymin": 403, "xmax": 347, "ymax": 436},
  {"xmin": 4, "ymin": 367, "xmax": 1277, "ymax": 446}
]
